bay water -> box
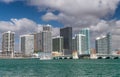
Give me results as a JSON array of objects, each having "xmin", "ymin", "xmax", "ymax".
[{"xmin": 0, "ymin": 59, "xmax": 120, "ymax": 77}]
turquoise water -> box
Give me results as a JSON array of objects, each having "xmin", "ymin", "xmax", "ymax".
[{"xmin": 0, "ymin": 59, "xmax": 120, "ymax": 77}]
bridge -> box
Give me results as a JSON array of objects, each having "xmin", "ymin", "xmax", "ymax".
[
  {"xmin": 96, "ymin": 54, "xmax": 120, "ymax": 59},
  {"xmin": 53, "ymin": 55, "xmax": 73, "ymax": 60}
]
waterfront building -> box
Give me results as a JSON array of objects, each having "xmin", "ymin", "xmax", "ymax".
[
  {"xmin": 40, "ymin": 31, "xmax": 52, "ymax": 53},
  {"xmin": 2, "ymin": 31, "xmax": 15, "ymax": 56},
  {"xmin": 95, "ymin": 33, "xmax": 112, "ymax": 54},
  {"xmin": 79, "ymin": 28, "xmax": 90, "ymax": 54},
  {"xmin": 20, "ymin": 35, "xmax": 34, "ymax": 56},
  {"xmin": 75, "ymin": 34, "xmax": 86, "ymax": 55},
  {"xmin": 60, "ymin": 27, "xmax": 72, "ymax": 55},
  {"xmin": 35, "ymin": 25, "xmax": 52, "ymax": 52},
  {"xmin": 37, "ymin": 25, "xmax": 52, "ymax": 59},
  {"xmin": 52, "ymin": 36, "xmax": 64, "ymax": 52}
]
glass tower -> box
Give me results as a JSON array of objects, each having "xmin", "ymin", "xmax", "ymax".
[
  {"xmin": 60, "ymin": 27, "xmax": 72, "ymax": 55},
  {"xmin": 95, "ymin": 33, "xmax": 112, "ymax": 54},
  {"xmin": 52, "ymin": 36, "xmax": 64, "ymax": 52},
  {"xmin": 79, "ymin": 28, "xmax": 90, "ymax": 54},
  {"xmin": 75, "ymin": 34, "xmax": 86, "ymax": 55}
]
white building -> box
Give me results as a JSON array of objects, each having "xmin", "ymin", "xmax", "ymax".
[
  {"xmin": 79, "ymin": 28, "xmax": 90, "ymax": 55},
  {"xmin": 20, "ymin": 35, "xmax": 34, "ymax": 56},
  {"xmin": 2, "ymin": 31, "xmax": 15, "ymax": 56},
  {"xmin": 75, "ymin": 34, "xmax": 86, "ymax": 55}
]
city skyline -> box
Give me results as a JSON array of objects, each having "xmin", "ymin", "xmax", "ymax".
[{"xmin": 0, "ymin": 0, "xmax": 120, "ymax": 51}]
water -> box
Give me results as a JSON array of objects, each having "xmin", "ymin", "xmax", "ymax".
[{"xmin": 0, "ymin": 59, "xmax": 120, "ymax": 77}]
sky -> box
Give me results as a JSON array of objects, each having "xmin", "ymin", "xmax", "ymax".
[{"xmin": 0, "ymin": 0, "xmax": 120, "ymax": 51}]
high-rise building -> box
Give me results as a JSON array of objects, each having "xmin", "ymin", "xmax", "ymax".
[
  {"xmin": 20, "ymin": 35, "xmax": 34, "ymax": 56},
  {"xmin": 95, "ymin": 33, "xmax": 112, "ymax": 54},
  {"xmin": 52, "ymin": 36, "xmax": 64, "ymax": 52},
  {"xmin": 37, "ymin": 25, "xmax": 52, "ymax": 59},
  {"xmin": 2, "ymin": 31, "xmax": 14, "ymax": 56},
  {"xmin": 75, "ymin": 34, "xmax": 86, "ymax": 55},
  {"xmin": 79, "ymin": 28, "xmax": 90, "ymax": 54},
  {"xmin": 60, "ymin": 27, "xmax": 72, "ymax": 55},
  {"xmin": 41, "ymin": 31, "xmax": 52, "ymax": 53},
  {"xmin": 36, "ymin": 25, "xmax": 52, "ymax": 52}
]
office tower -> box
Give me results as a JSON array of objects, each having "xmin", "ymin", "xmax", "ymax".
[
  {"xmin": 37, "ymin": 26, "xmax": 52, "ymax": 53},
  {"xmin": 20, "ymin": 35, "xmax": 34, "ymax": 56},
  {"xmin": 95, "ymin": 33, "xmax": 112, "ymax": 54},
  {"xmin": 37, "ymin": 25, "xmax": 52, "ymax": 59},
  {"xmin": 79, "ymin": 28, "xmax": 90, "ymax": 54},
  {"xmin": 75, "ymin": 34, "xmax": 86, "ymax": 55},
  {"xmin": 52, "ymin": 36, "xmax": 64, "ymax": 52},
  {"xmin": 41, "ymin": 31, "xmax": 52, "ymax": 53},
  {"xmin": 36, "ymin": 25, "xmax": 52, "ymax": 52},
  {"xmin": 60, "ymin": 27, "xmax": 72, "ymax": 55},
  {"xmin": 2, "ymin": 31, "xmax": 14, "ymax": 56}
]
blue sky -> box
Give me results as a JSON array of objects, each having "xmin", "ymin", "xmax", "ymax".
[
  {"xmin": 0, "ymin": 0, "xmax": 120, "ymax": 50},
  {"xmin": 0, "ymin": 1, "xmax": 63, "ymax": 27}
]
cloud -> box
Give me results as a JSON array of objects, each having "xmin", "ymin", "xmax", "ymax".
[
  {"xmin": 90, "ymin": 20, "xmax": 109, "ymax": 32},
  {"xmin": 28, "ymin": 0, "xmax": 120, "ymax": 50},
  {"xmin": 0, "ymin": 18, "xmax": 59, "ymax": 36},
  {"xmin": 28, "ymin": 0, "xmax": 119, "ymax": 17},
  {"xmin": 0, "ymin": 18, "xmax": 37, "ymax": 34},
  {"xmin": 0, "ymin": 18, "xmax": 60, "ymax": 51},
  {"xmin": 42, "ymin": 12, "xmax": 58, "ymax": 21},
  {"xmin": 34, "ymin": 0, "xmax": 119, "ymax": 30}
]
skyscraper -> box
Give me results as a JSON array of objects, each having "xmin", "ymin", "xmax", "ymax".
[
  {"xmin": 52, "ymin": 36, "xmax": 64, "ymax": 52},
  {"xmin": 79, "ymin": 28, "xmax": 90, "ymax": 54},
  {"xmin": 60, "ymin": 27, "xmax": 72, "ymax": 55},
  {"xmin": 20, "ymin": 35, "xmax": 34, "ymax": 56},
  {"xmin": 36, "ymin": 25, "xmax": 52, "ymax": 52},
  {"xmin": 37, "ymin": 25, "xmax": 52, "ymax": 59},
  {"xmin": 75, "ymin": 34, "xmax": 86, "ymax": 55},
  {"xmin": 41, "ymin": 31, "xmax": 52, "ymax": 53},
  {"xmin": 95, "ymin": 33, "xmax": 112, "ymax": 54},
  {"xmin": 2, "ymin": 31, "xmax": 14, "ymax": 56}
]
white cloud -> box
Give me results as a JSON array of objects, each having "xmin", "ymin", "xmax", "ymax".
[
  {"xmin": 0, "ymin": 18, "xmax": 37, "ymax": 35},
  {"xmin": 0, "ymin": 18, "xmax": 60, "ymax": 51},
  {"xmin": 36, "ymin": 0, "xmax": 119, "ymax": 30},
  {"xmin": 42, "ymin": 12, "xmax": 58, "ymax": 21},
  {"xmin": 28, "ymin": 0, "xmax": 119, "ymax": 17},
  {"xmin": 28, "ymin": 0, "xmax": 120, "ymax": 50},
  {"xmin": 90, "ymin": 20, "xmax": 109, "ymax": 32}
]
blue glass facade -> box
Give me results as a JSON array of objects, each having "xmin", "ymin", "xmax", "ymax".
[{"xmin": 79, "ymin": 28, "xmax": 90, "ymax": 54}]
